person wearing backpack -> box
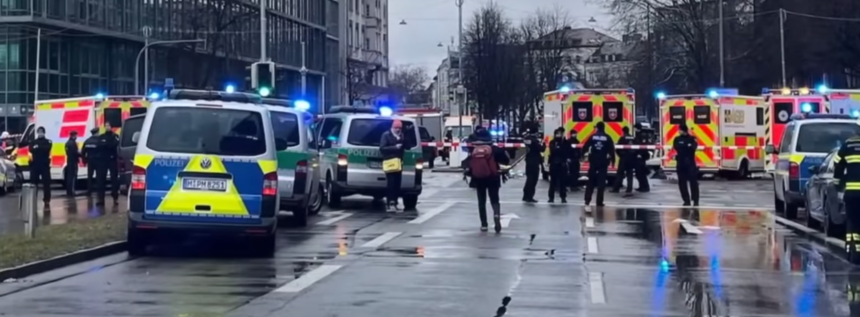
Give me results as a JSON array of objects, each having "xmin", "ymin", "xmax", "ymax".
[
  {"xmin": 467, "ymin": 128, "xmax": 510, "ymax": 233},
  {"xmin": 379, "ymin": 120, "xmax": 405, "ymax": 211}
]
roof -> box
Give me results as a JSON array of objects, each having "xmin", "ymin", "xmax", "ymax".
[{"xmin": 533, "ymin": 27, "xmax": 618, "ymax": 47}]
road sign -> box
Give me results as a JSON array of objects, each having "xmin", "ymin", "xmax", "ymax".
[{"xmin": 164, "ymin": 78, "xmax": 174, "ymax": 89}]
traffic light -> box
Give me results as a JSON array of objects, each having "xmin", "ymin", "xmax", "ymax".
[{"xmin": 251, "ymin": 61, "xmax": 275, "ymax": 96}]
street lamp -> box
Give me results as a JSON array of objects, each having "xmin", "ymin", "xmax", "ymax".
[
  {"xmin": 134, "ymin": 38, "xmax": 206, "ymax": 95},
  {"xmin": 437, "ymin": 42, "xmax": 443, "ymax": 47}
]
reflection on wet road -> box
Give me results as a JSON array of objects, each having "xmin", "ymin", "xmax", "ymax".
[
  {"xmin": 0, "ymin": 191, "xmax": 123, "ymax": 235},
  {"xmin": 1, "ymin": 174, "xmax": 859, "ymax": 316}
]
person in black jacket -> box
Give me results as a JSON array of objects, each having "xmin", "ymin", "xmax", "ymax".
[
  {"xmin": 30, "ymin": 126, "xmax": 52, "ymax": 204},
  {"xmin": 521, "ymin": 127, "xmax": 543, "ymax": 203},
  {"xmin": 64, "ymin": 130, "xmax": 81, "ymax": 196},
  {"xmin": 379, "ymin": 120, "xmax": 405, "ymax": 212},
  {"xmin": 567, "ymin": 130, "xmax": 581, "ymax": 191},
  {"xmin": 611, "ymin": 127, "xmax": 635, "ymax": 196},
  {"xmin": 547, "ymin": 127, "xmax": 568, "ymax": 203},
  {"xmin": 834, "ymin": 135, "xmax": 860, "ymax": 263},
  {"xmin": 81, "ymin": 127, "xmax": 100, "ymax": 194},
  {"xmin": 582, "ymin": 122, "xmax": 615, "ymax": 210},
  {"xmin": 674, "ymin": 124, "xmax": 699, "ymax": 206},
  {"xmin": 95, "ymin": 124, "xmax": 120, "ymax": 206},
  {"xmin": 633, "ymin": 123, "xmax": 651, "ymax": 192},
  {"xmin": 467, "ymin": 128, "xmax": 510, "ymax": 233}
]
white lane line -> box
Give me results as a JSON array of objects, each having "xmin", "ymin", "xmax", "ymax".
[
  {"xmin": 274, "ymin": 265, "xmax": 343, "ymax": 293},
  {"xmin": 361, "ymin": 232, "xmax": 402, "ymax": 248},
  {"xmin": 680, "ymin": 221, "xmax": 703, "ymax": 234},
  {"xmin": 316, "ymin": 213, "xmax": 354, "ymax": 225},
  {"xmin": 587, "ymin": 237, "xmax": 599, "ymax": 253},
  {"xmin": 585, "ymin": 217, "xmax": 595, "ymax": 228},
  {"xmin": 408, "ymin": 201, "xmax": 455, "ymax": 224},
  {"xmin": 588, "ymin": 272, "xmax": 606, "ymax": 304}
]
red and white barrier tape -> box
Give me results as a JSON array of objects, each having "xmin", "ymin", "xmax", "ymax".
[{"xmin": 421, "ymin": 142, "xmax": 763, "ymax": 150}]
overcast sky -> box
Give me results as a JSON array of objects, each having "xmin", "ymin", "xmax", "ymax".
[{"xmin": 388, "ymin": 0, "xmax": 613, "ymax": 75}]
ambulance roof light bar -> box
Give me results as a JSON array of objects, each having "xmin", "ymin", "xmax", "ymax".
[
  {"xmin": 790, "ymin": 113, "xmax": 853, "ymax": 121},
  {"xmin": 762, "ymin": 87, "xmax": 820, "ymax": 95}
]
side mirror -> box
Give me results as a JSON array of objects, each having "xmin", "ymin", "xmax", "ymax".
[
  {"xmin": 765, "ymin": 145, "xmax": 777, "ymax": 154},
  {"xmin": 131, "ymin": 132, "xmax": 140, "ymax": 144},
  {"xmin": 808, "ymin": 165, "xmax": 818, "ymax": 174}
]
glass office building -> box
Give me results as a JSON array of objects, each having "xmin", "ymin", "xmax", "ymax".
[{"xmin": 0, "ymin": 0, "xmax": 341, "ymax": 132}]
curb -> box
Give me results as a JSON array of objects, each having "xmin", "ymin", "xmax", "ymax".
[
  {"xmin": 0, "ymin": 241, "xmax": 127, "ymax": 281},
  {"xmin": 772, "ymin": 215, "xmax": 847, "ymax": 255}
]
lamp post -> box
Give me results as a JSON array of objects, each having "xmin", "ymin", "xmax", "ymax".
[{"xmin": 134, "ymin": 39, "xmax": 206, "ymax": 95}]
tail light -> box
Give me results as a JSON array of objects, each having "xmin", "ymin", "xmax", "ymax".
[
  {"xmin": 296, "ymin": 160, "xmax": 309, "ymax": 174},
  {"xmin": 415, "ymin": 159, "xmax": 424, "ymax": 170},
  {"xmin": 789, "ymin": 162, "xmax": 799, "ymax": 179},
  {"xmin": 131, "ymin": 166, "xmax": 146, "ymax": 190},
  {"xmin": 337, "ymin": 154, "xmax": 348, "ymax": 166},
  {"xmin": 263, "ymin": 172, "xmax": 277, "ymax": 196}
]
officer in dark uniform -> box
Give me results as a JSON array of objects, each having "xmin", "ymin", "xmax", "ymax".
[
  {"xmin": 95, "ymin": 123, "xmax": 120, "ymax": 205},
  {"xmin": 521, "ymin": 127, "xmax": 543, "ymax": 203},
  {"xmin": 633, "ymin": 123, "xmax": 651, "ymax": 192},
  {"xmin": 29, "ymin": 126, "xmax": 52, "ymax": 204},
  {"xmin": 674, "ymin": 124, "xmax": 699, "ymax": 206},
  {"xmin": 834, "ymin": 134, "xmax": 860, "ymax": 264},
  {"xmin": 64, "ymin": 130, "xmax": 81, "ymax": 196},
  {"xmin": 566, "ymin": 130, "xmax": 581, "ymax": 191},
  {"xmin": 582, "ymin": 122, "xmax": 615, "ymax": 210},
  {"xmin": 547, "ymin": 127, "xmax": 568, "ymax": 203},
  {"xmin": 81, "ymin": 127, "xmax": 100, "ymax": 194},
  {"xmin": 611, "ymin": 126, "xmax": 635, "ymax": 196}
]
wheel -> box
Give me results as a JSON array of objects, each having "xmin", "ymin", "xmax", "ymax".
[
  {"xmin": 309, "ymin": 184, "xmax": 324, "ymax": 215},
  {"xmin": 252, "ymin": 234, "xmax": 276, "ymax": 258},
  {"xmin": 126, "ymin": 228, "xmax": 148, "ymax": 256},
  {"xmin": 403, "ymin": 195, "xmax": 418, "ymax": 210},
  {"xmin": 736, "ymin": 160, "xmax": 749, "ymax": 180},
  {"xmin": 326, "ymin": 174, "xmax": 342, "ymax": 208}
]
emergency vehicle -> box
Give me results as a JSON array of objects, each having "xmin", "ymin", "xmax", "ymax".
[
  {"xmin": 541, "ymin": 88, "xmax": 636, "ymax": 181},
  {"xmin": 659, "ymin": 92, "xmax": 767, "ymax": 178},
  {"xmin": 15, "ymin": 95, "xmax": 151, "ymax": 183},
  {"xmin": 761, "ymin": 87, "xmax": 829, "ymax": 172},
  {"xmin": 826, "ymin": 88, "xmax": 860, "ymax": 117}
]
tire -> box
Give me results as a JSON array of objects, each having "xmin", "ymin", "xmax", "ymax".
[
  {"xmin": 403, "ymin": 195, "xmax": 418, "ymax": 210},
  {"xmin": 253, "ymin": 234, "xmax": 276, "ymax": 258},
  {"xmin": 326, "ymin": 174, "xmax": 342, "ymax": 208},
  {"xmin": 309, "ymin": 184, "xmax": 324, "ymax": 215},
  {"xmin": 736, "ymin": 160, "xmax": 749, "ymax": 180},
  {"xmin": 126, "ymin": 228, "xmax": 148, "ymax": 256}
]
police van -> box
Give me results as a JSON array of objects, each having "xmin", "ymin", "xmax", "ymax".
[
  {"xmin": 767, "ymin": 113, "xmax": 860, "ymax": 220},
  {"xmin": 127, "ymin": 90, "xmax": 281, "ymax": 257},
  {"xmin": 260, "ymin": 98, "xmax": 323, "ymax": 226},
  {"xmin": 317, "ymin": 106, "xmax": 424, "ymax": 209}
]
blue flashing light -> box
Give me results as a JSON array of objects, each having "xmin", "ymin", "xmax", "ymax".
[
  {"xmin": 148, "ymin": 92, "xmax": 160, "ymax": 99},
  {"xmin": 660, "ymin": 259, "xmax": 670, "ymax": 272},
  {"xmin": 559, "ymin": 86, "xmax": 571, "ymax": 93},
  {"xmin": 801, "ymin": 103, "xmax": 812, "ymax": 112},
  {"xmin": 379, "ymin": 106, "xmax": 393, "ymax": 116},
  {"xmin": 852, "ymin": 110, "xmax": 860, "ymax": 118},
  {"xmin": 294, "ymin": 100, "xmax": 310, "ymax": 111},
  {"xmin": 656, "ymin": 91, "xmax": 666, "ymax": 99},
  {"xmin": 707, "ymin": 90, "xmax": 719, "ymax": 98},
  {"xmin": 225, "ymin": 84, "xmax": 236, "ymax": 93},
  {"xmin": 817, "ymin": 84, "xmax": 828, "ymax": 94},
  {"xmin": 95, "ymin": 93, "xmax": 105, "ymax": 99},
  {"xmin": 259, "ymin": 87, "xmax": 271, "ymax": 97}
]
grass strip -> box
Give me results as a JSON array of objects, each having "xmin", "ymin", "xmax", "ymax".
[{"xmin": 0, "ymin": 213, "xmax": 125, "ymax": 269}]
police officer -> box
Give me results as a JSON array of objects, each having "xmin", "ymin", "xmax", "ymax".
[
  {"xmin": 81, "ymin": 127, "xmax": 100, "ymax": 194},
  {"xmin": 582, "ymin": 122, "xmax": 615, "ymax": 211},
  {"xmin": 64, "ymin": 131, "xmax": 81, "ymax": 196},
  {"xmin": 611, "ymin": 127, "xmax": 636, "ymax": 196},
  {"xmin": 29, "ymin": 126, "xmax": 52, "ymax": 204},
  {"xmin": 566, "ymin": 130, "xmax": 581, "ymax": 191},
  {"xmin": 674, "ymin": 124, "xmax": 699, "ymax": 206},
  {"xmin": 547, "ymin": 127, "xmax": 568, "ymax": 203},
  {"xmin": 521, "ymin": 127, "xmax": 543, "ymax": 203},
  {"xmin": 834, "ymin": 134, "xmax": 860, "ymax": 264},
  {"xmin": 633, "ymin": 123, "xmax": 651, "ymax": 192},
  {"xmin": 95, "ymin": 123, "xmax": 120, "ymax": 205}
]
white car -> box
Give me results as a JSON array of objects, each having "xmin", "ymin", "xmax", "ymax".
[{"xmin": 0, "ymin": 151, "xmax": 19, "ymax": 194}]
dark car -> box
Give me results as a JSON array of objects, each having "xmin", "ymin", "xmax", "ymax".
[
  {"xmin": 418, "ymin": 126, "xmax": 436, "ymax": 168},
  {"xmin": 805, "ymin": 148, "xmax": 846, "ymax": 238}
]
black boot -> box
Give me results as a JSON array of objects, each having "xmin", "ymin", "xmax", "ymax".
[
  {"xmin": 479, "ymin": 203, "xmax": 488, "ymax": 231},
  {"xmin": 492, "ymin": 203, "xmax": 502, "ymax": 233}
]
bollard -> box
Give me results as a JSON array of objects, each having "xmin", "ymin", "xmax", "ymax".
[{"xmin": 20, "ymin": 183, "xmax": 38, "ymax": 238}]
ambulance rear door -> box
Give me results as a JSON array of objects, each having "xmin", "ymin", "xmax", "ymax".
[
  {"xmin": 717, "ymin": 96, "xmax": 766, "ymax": 172},
  {"xmin": 34, "ymin": 98, "xmax": 97, "ymax": 181},
  {"xmin": 660, "ymin": 95, "xmax": 720, "ymax": 172},
  {"xmin": 827, "ymin": 90, "xmax": 860, "ymax": 117},
  {"xmin": 96, "ymin": 97, "xmax": 150, "ymax": 135},
  {"xmin": 567, "ymin": 90, "xmax": 634, "ymax": 173},
  {"xmin": 765, "ymin": 96, "xmax": 796, "ymax": 172}
]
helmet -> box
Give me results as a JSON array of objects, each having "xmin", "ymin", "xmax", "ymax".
[{"xmin": 0, "ymin": 131, "xmax": 9, "ymax": 139}]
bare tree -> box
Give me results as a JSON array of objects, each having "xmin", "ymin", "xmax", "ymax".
[
  {"xmin": 519, "ymin": 6, "xmax": 574, "ymax": 119},
  {"xmin": 388, "ymin": 65, "xmax": 429, "ymax": 102}
]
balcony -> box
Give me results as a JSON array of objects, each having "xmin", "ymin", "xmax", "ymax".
[
  {"xmin": 349, "ymin": 49, "xmax": 388, "ymax": 68},
  {"xmin": 363, "ymin": 15, "xmax": 381, "ymax": 29}
]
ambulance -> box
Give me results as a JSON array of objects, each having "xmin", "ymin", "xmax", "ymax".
[
  {"xmin": 659, "ymin": 92, "xmax": 767, "ymax": 178},
  {"xmin": 761, "ymin": 87, "xmax": 829, "ymax": 172},
  {"xmin": 825, "ymin": 88, "xmax": 860, "ymax": 117},
  {"xmin": 15, "ymin": 95, "xmax": 151, "ymax": 183},
  {"xmin": 541, "ymin": 88, "xmax": 636, "ymax": 181}
]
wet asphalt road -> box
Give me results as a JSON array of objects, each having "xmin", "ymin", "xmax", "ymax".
[{"xmin": 0, "ymin": 173, "xmax": 858, "ymax": 316}]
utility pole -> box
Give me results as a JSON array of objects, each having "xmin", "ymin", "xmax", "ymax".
[
  {"xmin": 718, "ymin": 0, "xmax": 724, "ymax": 87},
  {"xmin": 456, "ymin": 0, "xmax": 465, "ymax": 136},
  {"xmin": 779, "ymin": 8, "xmax": 787, "ymax": 87},
  {"xmin": 260, "ymin": 0, "xmax": 267, "ymax": 61},
  {"xmin": 34, "ymin": 28, "xmax": 41, "ymax": 102},
  {"xmin": 301, "ymin": 41, "xmax": 307, "ymax": 96},
  {"xmin": 142, "ymin": 26, "xmax": 152, "ymax": 95}
]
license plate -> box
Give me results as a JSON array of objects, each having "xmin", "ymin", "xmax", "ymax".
[
  {"xmin": 368, "ymin": 161, "xmax": 382, "ymax": 169},
  {"xmin": 182, "ymin": 178, "xmax": 227, "ymax": 191}
]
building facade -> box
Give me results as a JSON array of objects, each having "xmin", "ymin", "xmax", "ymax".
[
  {"xmin": 344, "ymin": 0, "xmax": 390, "ymax": 105},
  {"xmin": 430, "ymin": 49, "xmax": 460, "ymax": 115},
  {"xmin": 0, "ymin": 0, "xmax": 344, "ymax": 132}
]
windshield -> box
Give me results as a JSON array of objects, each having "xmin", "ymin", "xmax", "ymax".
[
  {"xmin": 796, "ymin": 122, "xmax": 860, "ymax": 153},
  {"xmin": 446, "ymin": 126, "xmax": 472, "ymax": 139},
  {"xmin": 418, "ymin": 127, "xmax": 431, "ymax": 140},
  {"xmin": 146, "ymin": 107, "xmax": 266, "ymax": 156},
  {"xmin": 270, "ymin": 111, "xmax": 301, "ymax": 150},
  {"xmin": 347, "ymin": 118, "xmax": 418, "ymax": 148}
]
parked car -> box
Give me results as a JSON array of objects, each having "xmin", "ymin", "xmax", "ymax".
[
  {"xmin": 0, "ymin": 150, "xmax": 18, "ymax": 194},
  {"xmin": 418, "ymin": 126, "xmax": 436, "ymax": 169},
  {"xmin": 804, "ymin": 148, "xmax": 846, "ymax": 238}
]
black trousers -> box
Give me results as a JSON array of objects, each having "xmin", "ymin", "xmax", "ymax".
[
  {"xmin": 476, "ymin": 185, "xmax": 500, "ymax": 226},
  {"xmin": 584, "ymin": 165, "xmax": 608, "ymax": 205},
  {"xmin": 677, "ymin": 165, "xmax": 699, "ymax": 204},
  {"xmin": 548, "ymin": 162, "xmax": 567, "ymax": 200},
  {"xmin": 522, "ymin": 162, "xmax": 539, "ymax": 200},
  {"xmin": 385, "ymin": 171, "xmax": 402, "ymax": 204},
  {"xmin": 87, "ymin": 164, "xmax": 95, "ymax": 192},
  {"xmin": 635, "ymin": 159, "xmax": 650, "ymax": 191},
  {"xmin": 612, "ymin": 158, "xmax": 634, "ymax": 192},
  {"xmin": 95, "ymin": 161, "xmax": 119, "ymax": 203},
  {"xmin": 64, "ymin": 165, "xmax": 78, "ymax": 196},
  {"xmin": 568, "ymin": 161, "xmax": 580, "ymax": 189},
  {"xmin": 30, "ymin": 165, "xmax": 51, "ymax": 202},
  {"xmin": 845, "ymin": 192, "xmax": 860, "ymax": 264}
]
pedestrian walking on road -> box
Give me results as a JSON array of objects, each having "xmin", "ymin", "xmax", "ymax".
[
  {"xmin": 611, "ymin": 126, "xmax": 635, "ymax": 196},
  {"xmin": 29, "ymin": 126, "xmax": 52, "ymax": 205},
  {"xmin": 64, "ymin": 130, "xmax": 81, "ymax": 196},
  {"xmin": 673, "ymin": 124, "xmax": 699, "ymax": 206},
  {"xmin": 95, "ymin": 123, "xmax": 120, "ymax": 206},
  {"xmin": 633, "ymin": 123, "xmax": 651, "ymax": 192},
  {"xmin": 521, "ymin": 126, "xmax": 543, "ymax": 203},
  {"xmin": 81, "ymin": 127, "xmax": 100, "ymax": 194},
  {"xmin": 582, "ymin": 122, "xmax": 615, "ymax": 211},
  {"xmin": 547, "ymin": 127, "xmax": 569, "ymax": 203},
  {"xmin": 566, "ymin": 130, "xmax": 581, "ymax": 191},
  {"xmin": 379, "ymin": 120, "xmax": 405, "ymax": 212},
  {"xmin": 466, "ymin": 128, "xmax": 510, "ymax": 233},
  {"xmin": 834, "ymin": 135, "xmax": 860, "ymax": 264}
]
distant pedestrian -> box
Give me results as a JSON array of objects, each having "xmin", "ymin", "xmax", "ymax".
[
  {"xmin": 673, "ymin": 124, "xmax": 699, "ymax": 206},
  {"xmin": 521, "ymin": 127, "xmax": 543, "ymax": 203},
  {"xmin": 29, "ymin": 126, "xmax": 52, "ymax": 205},
  {"xmin": 611, "ymin": 126, "xmax": 635, "ymax": 196},
  {"xmin": 81, "ymin": 127, "xmax": 100, "ymax": 194},
  {"xmin": 834, "ymin": 134, "xmax": 860, "ymax": 264},
  {"xmin": 380, "ymin": 120, "xmax": 405, "ymax": 211},
  {"xmin": 467, "ymin": 128, "xmax": 510, "ymax": 233},
  {"xmin": 64, "ymin": 130, "xmax": 81, "ymax": 196},
  {"xmin": 547, "ymin": 127, "xmax": 568, "ymax": 203},
  {"xmin": 582, "ymin": 122, "xmax": 615, "ymax": 211}
]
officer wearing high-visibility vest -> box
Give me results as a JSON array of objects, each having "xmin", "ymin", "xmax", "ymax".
[{"xmin": 833, "ymin": 135, "xmax": 860, "ymax": 264}]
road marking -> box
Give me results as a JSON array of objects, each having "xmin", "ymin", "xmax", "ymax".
[
  {"xmin": 361, "ymin": 232, "xmax": 402, "ymax": 248},
  {"xmin": 585, "ymin": 217, "xmax": 595, "ymax": 228},
  {"xmin": 680, "ymin": 221, "xmax": 703, "ymax": 234},
  {"xmin": 274, "ymin": 265, "xmax": 343, "ymax": 293},
  {"xmin": 587, "ymin": 237, "xmax": 599, "ymax": 253},
  {"xmin": 417, "ymin": 200, "xmax": 773, "ymax": 210},
  {"xmin": 316, "ymin": 213, "xmax": 354, "ymax": 225},
  {"xmin": 409, "ymin": 201, "xmax": 455, "ymax": 224},
  {"xmin": 588, "ymin": 272, "xmax": 606, "ymax": 304},
  {"xmin": 500, "ymin": 213, "xmax": 520, "ymax": 228}
]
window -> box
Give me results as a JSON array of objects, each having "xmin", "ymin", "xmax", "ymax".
[
  {"xmin": 756, "ymin": 107, "xmax": 764, "ymax": 126},
  {"xmin": 121, "ymin": 116, "xmax": 144, "ymax": 147},
  {"xmin": 129, "ymin": 107, "xmax": 147, "ymax": 117},
  {"xmin": 779, "ymin": 124, "xmax": 795, "ymax": 153},
  {"xmin": 146, "ymin": 107, "xmax": 266, "ymax": 156},
  {"xmin": 572, "ymin": 102, "xmax": 592, "ymax": 122},
  {"xmin": 319, "ymin": 118, "xmax": 343, "ymax": 144},
  {"xmin": 669, "ymin": 106, "xmax": 685, "ymax": 124},
  {"xmin": 602, "ymin": 102, "xmax": 623, "ymax": 122},
  {"xmin": 270, "ymin": 111, "xmax": 301, "ymax": 150},
  {"xmin": 773, "ymin": 102, "xmax": 793, "ymax": 123},
  {"xmin": 693, "ymin": 106, "xmax": 711, "ymax": 124},
  {"xmin": 347, "ymin": 119, "xmax": 418, "ymax": 148},
  {"xmin": 418, "ymin": 127, "xmax": 431, "ymax": 141},
  {"xmin": 104, "ymin": 108, "xmax": 123, "ymax": 128},
  {"xmin": 796, "ymin": 122, "xmax": 860, "ymax": 153}
]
